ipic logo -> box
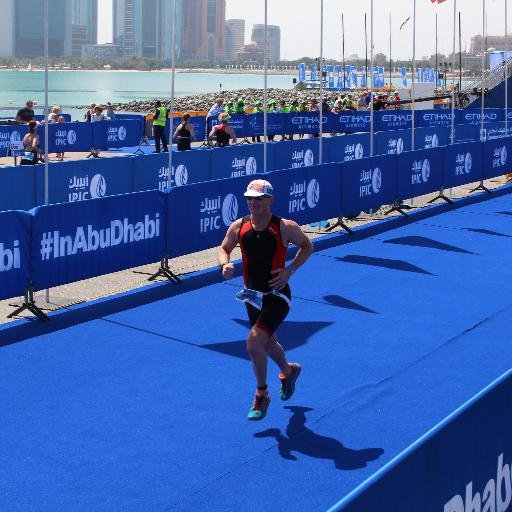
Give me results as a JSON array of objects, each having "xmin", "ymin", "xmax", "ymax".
[
  {"xmin": 90, "ymin": 174, "xmax": 107, "ymax": 198},
  {"xmin": 0, "ymin": 240, "xmax": 20, "ymax": 272},
  {"xmin": 354, "ymin": 143, "xmax": 364, "ymax": 159},
  {"xmin": 422, "ymin": 159, "xmax": 430, "ymax": 183},
  {"xmin": 444, "ymin": 453, "xmax": 511, "ymax": 512},
  {"xmin": 246, "ymin": 156, "xmax": 257, "ymax": 174},
  {"xmin": 304, "ymin": 149, "xmax": 314, "ymax": 166},
  {"xmin": 222, "ymin": 194, "xmax": 238, "ymax": 226},
  {"xmin": 396, "ymin": 138, "xmax": 404, "ymax": 155},
  {"xmin": 9, "ymin": 131, "xmax": 21, "ymax": 143},
  {"xmin": 306, "ymin": 179, "xmax": 320, "ymax": 208},
  {"xmin": 501, "ymin": 146, "xmax": 508, "ymax": 166},
  {"xmin": 175, "ymin": 164, "xmax": 188, "ymax": 186},
  {"xmin": 372, "ymin": 168, "xmax": 382, "ymax": 194},
  {"xmin": 431, "ymin": 134, "xmax": 439, "ymax": 148},
  {"xmin": 465, "ymin": 152, "xmax": 473, "ymax": 174},
  {"xmin": 118, "ymin": 126, "xmax": 127, "ymax": 141},
  {"xmin": 67, "ymin": 130, "xmax": 77, "ymax": 145}
]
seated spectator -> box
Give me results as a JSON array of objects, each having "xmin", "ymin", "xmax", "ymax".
[
  {"xmin": 20, "ymin": 120, "xmax": 42, "ymax": 165},
  {"xmin": 173, "ymin": 112, "xmax": 195, "ymax": 151},
  {"xmin": 209, "ymin": 112, "xmax": 237, "ymax": 146},
  {"xmin": 16, "ymin": 99, "xmax": 35, "ymax": 124}
]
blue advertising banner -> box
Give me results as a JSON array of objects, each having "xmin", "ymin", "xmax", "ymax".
[
  {"xmin": 0, "ymin": 165, "xmax": 36, "ymax": 212},
  {"xmin": 269, "ymin": 164, "xmax": 342, "ymax": 225},
  {"xmin": 169, "ymin": 115, "xmax": 206, "ymax": 143},
  {"xmin": 341, "ymin": 154, "xmax": 398, "ymax": 215},
  {"xmin": 506, "ymin": 109, "xmax": 512, "ymax": 123},
  {"xmin": 460, "ymin": 108, "xmax": 505, "ymax": 125},
  {"xmin": 453, "ymin": 124, "xmax": 479, "ymax": 144},
  {"xmin": 92, "ymin": 119, "xmax": 141, "ymax": 149},
  {"xmin": 210, "ymin": 143, "xmax": 265, "ymax": 180},
  {"xmin": 0, "ymin": 210, "xmax": 31, "ymax": 300},
  {"xmin": 115, "ymin": 113, "xmax": 146, "ymax": 136},
  {"xmin": 375, "ymin": 110, "xmax": 413, "ymax": 132},
  {"xmin": 330, "ymin": 372, "xmax": 512, "ymax": 512},
  {"xmin": 482, "ymin": 137, "xmax": 512, "ymax": 179},
  {"xmin": 442, "ymin": 141, "xmax": 483, "ymax": 188},
  {"xmin": 285, "ymin": 112, "xmax": 333, "ymax": 135},
  {"xmin": 39, "ymin": 122, "xmax": 93, "ymax": 153},
  {"xmin": 31, "ymin": 190, "xmax": 166, "ymax": 290},
  {"xmin": 298, "ymin": 63, "xmax": 306, "ymax": 82},
  {"xmin": 35, "ymin": 156, "xmax": 134, "ymax": 206},
  {"xmin": 375, "ymin": 129, "xmax": 412, "ymax": 156},
  {"xmin": 273, "ymin": 138, "xmax": 328, "ymax": 171},
  {"xmin": 34, "ymin": 114, "xmax": 72, "ymax": 123},
  {"xmin": 329, "ymin": 133, "xmax": 371, "ymax": 163},
  {"xmin": 246, "ymin": 113, "xmax": 286, "ymax": 137},
  {"xmin": 414, "ymin": 127, "xmax": 450, "ymax": 150},
  {"xmin": 207, "ymin": 114, "xmax": 248, "ymax": 138},
  {"xmin": 0, "ymin": 124, "xmax": 26, "ymax": 157},
  {"xmin": 482, "ymin": 122, "xmax": 512, "ymax": 141},
  {"xmin": 132, "ymin": 149, "xmax": 211, "ymax": 193},
  {"xmin": 397, "ymin": 147, "xmax": 444, "ymax": 200},
  {"xmin": 166, "ymin": 174, "xmax": 259, "ymax": 258},
  {"xmin": 415, "ymin": 109, "xmax": 460, "ymax": 129},
  {"xmin": 335, "ymin": 111, "xmax": 371, "ymax": 134}
]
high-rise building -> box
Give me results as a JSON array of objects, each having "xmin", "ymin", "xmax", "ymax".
[
  {"xmin": 182, "ymin": 0, "xmax": 226, "ymax": 62},
  {"xmin": 14, "ymin": 0, "xmax": 72, "ymax": 57},
  {"xmin": 113, "ymin": 0, "xmax": 183, "ymax": 60},
  {"xmin": 251, "ymin": 24, "xmax": 281, "ymax": 63},
  {"xmin": 225, "ymin": 19, "xmax": 245, "ymax": 61},
  {"xmin": 72, "ymin": 0, "xmax": 98, "ymax": 44},
  {"xmin": 0, "ymin": 0, "xmax": 15, "ymax": 58}
]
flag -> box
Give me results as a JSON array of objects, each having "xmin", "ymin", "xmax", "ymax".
[
  {"xmin": 400, "ymin": 16, "xmax": 411, "ymax": 30},
  {"xmin": 431, "ymin": 0, "xmax": 447, "ymax": 4}
]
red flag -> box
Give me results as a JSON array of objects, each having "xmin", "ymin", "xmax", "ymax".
[
  {"xmin": 431, "ymin": 0, "xmax": 447, "ymax": 3},
  {"xmin": 400, "ymin": 16, "xmax": 411, "ymax": 30}
]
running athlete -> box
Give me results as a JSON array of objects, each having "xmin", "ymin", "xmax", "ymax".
[{"xmin": 218, "ymin": 179, "xmax": 314, "ymax": 420}]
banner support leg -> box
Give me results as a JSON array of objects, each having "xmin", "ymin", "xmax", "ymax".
[
  {"xmin": 469, "ymin": 179, "xmax": 492, "ymax": 194},
  {"xmin": 7, "ymin": 287, "xmax": 50, "ymax": 322},
  {"xmin": 148, "ymin": 257, "xmax": 182, "ymax": 284},
  {"xmin": 428, "ymin": 188, "xmax": 455, "ymax": 205},
  {"xmin": 324, "ymin": 216, "xmax": 353, "ymax": 234}
]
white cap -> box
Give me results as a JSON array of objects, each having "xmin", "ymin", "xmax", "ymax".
[{"xmin": 244, "ymin": 179, "xmax": 274, "ymax": 198}]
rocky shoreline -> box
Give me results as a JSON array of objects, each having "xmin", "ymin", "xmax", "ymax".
[{"xmin": 79, "ymin": 87, "xmax": 354, "ymax": 114}]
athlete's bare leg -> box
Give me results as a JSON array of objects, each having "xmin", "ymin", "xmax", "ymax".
[
  {"xmin": 246, "ymin": 325, "xmax": 269, "ymax": 393},
  {"xmin": 265, "ymin": 333, "xmax": 292, "ymax": 377}
]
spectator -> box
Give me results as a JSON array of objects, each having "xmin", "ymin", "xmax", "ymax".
[
  {"xmin": 16, "ymin": 99, "xmax": 35, "ymax": 124},
  {"xmin": 207, "ymin": 98, "xmax": 225, "ymax": 120},
  {"xmin": 84, "ymin": 103, "xmax": 96, "ymax": 122},
  {"xmin": 173, "ymin": 112, "xmax": 195, "ymax": 151},
  {"xmin": 209, "ymin": 112, "xmax": 237, "ymax": 146},
  {"xmin": 47, "ymin": 104, "xmax": 61, "ymax": 122},
  {"xmin": 152, "ymin": 100, "xmax": 169, "ymax": 153},
  {"xmin": 105, "ymin": 102, "xmax": 116, "ymax": 120},
  {"xmin": 392, "ymin": 91, "xmax": 401, "ymax": 110},
  {"xmin": 20, "ymin": 120, "xmax": 42, "ymax": 165},
  {"xmin": 56, "ymin": 116, "xmax": 66, "ymax": 161},
  {"xmin": 91, "ymin": 105, "xmax": 108, "ymax": 122}
]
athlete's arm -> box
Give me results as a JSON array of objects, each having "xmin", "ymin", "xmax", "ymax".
[
  {"xmin": 218, "ymin": 218, "xmax": 242, "ymax": 280},
  {"xmin": 269, "ymin": 219, "xmax": 314, "ymax": 290}
]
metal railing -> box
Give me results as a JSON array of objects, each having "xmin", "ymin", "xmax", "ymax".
[{"xmin": 463, "ymin": 55, "xmax": 512, "ymax": 102}]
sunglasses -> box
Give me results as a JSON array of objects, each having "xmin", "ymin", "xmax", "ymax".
[{"xmin": 246, "ymin": 195, "xmax": 269, "ymax": 202}]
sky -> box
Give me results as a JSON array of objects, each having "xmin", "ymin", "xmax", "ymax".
[{"xmin": 97, "ymin": 0, "xmax": 509, "ymax": 60}]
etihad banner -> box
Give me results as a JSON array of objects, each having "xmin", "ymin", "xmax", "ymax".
[
  {"xmin": 415, "ymin": 109, "xmax": 460, "ymax": 128},
  {"xmin": 30, "ymin": 190, "xmax": 166, "ymax": 290},
  {"xmin": 0, "ymin": 210, "xmax": 31, "ymax": 301}
]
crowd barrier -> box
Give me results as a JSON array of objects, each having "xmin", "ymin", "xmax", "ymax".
[
  {"xmin": 1, "ymin": 136, "xmax": 511, "ymax": 306},
  {"xmin": 2, "ymin": 125, "xmax": 512, "ymax": 212},
  {"xmin": 327, "ymin": 370, "xmax": 512, "ymax": 512},
  {"xmin": 0, "ymin": 119, "xmax": 142, "ymax": 157}
]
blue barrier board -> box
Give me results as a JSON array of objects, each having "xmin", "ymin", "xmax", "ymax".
[
  {"xmin": 460, "ymin": 108, "xmax": 505, "ymax": 125},
  {"xmin": 375, "ymin": 110, "xmax": 413, "ymax": 132},
  {"xmin": 269, "ymin": 163, "xmax": 342, "ymax": 225},
  {"xmin": 453, "ymin": 124, "xmax": 479, "ymax": 144},
  {"xmin": 30, "ymin": 190, "xmax": 166, "ymax": 290},
  {"xmin": 166, "ymin": 174, "xmax": 261, "ymax": 258},
  {"xmin": 132, "ymin": 150, "xmax": 211, "ymax": 193},
  {"xmin": 169, "ymin": 116, "xmax": 206, "ymax": 143},
  {"xmin": 341, "ymin": 154, "xmax": 398, "ymax": 215},
  {"xmin": 273, "ymin": 138, "xmax": 329, "ymax": 171},
  {"xmin": 397, "ymin": 147, "xmax": 444, "ymax": 200},
  {"xmin": 375, "ymin": 129, "xmax": 412, "ymax": 156},
  {"xmin": 210, "ymin": 143, "xmax": 265, "ymax": 180},
  {"xmin": 247, "ymin": 113, "xmax": 287, "ymax": 136},
  {"xmin": 483, "ymin": 122, "xmax": 512, "ymax": 141},
  {"xmin": 442, "ymin": 142, "xmax": 483, "ymax": 188},
  {"xmin": 329, "ymin": 133, "xmax": 371, "ymax": 162},
  {"xmin": 415, "ymin": 109, "xmax": 460, "ymax": 128},
  {"xmin": 35, "ymin": 157, "xmax": 134, "ymax": 206},
  {"xmin": 414, "ymin": 126, "xmax": 450, "ymax": 150},
  {"xmin": 207, "ymin": 114, "xmax": 249, "ymax": 138},
  {"xmin": 39, "ymin": 122, "xmax": 93, "ymax": 153},
  {"xmin": 482, "ymin": 137, "xmax": 512, "ymax": 179},
  {"xmin": 285, "ymin": 112, "xmax": 333, "ymax": 135},
  {"xmin": 0, "ymin": 210, "xmax": 31, "ymax": 300},
  {"xmin": 0, "ymin": 164, "xmax": 36, "ymax": 211},
  {"xmin": 93, "ymin": 119, "xmax": 141, "ymax": 149},
  {"xmin": 334, "ymin": 111, "xmax": 371, "ymax": 134},
  {"xmin": 0, "ymin": 125, "xmax": 27, "ymax": 157}
]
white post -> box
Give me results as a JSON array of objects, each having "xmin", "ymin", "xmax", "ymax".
[
  {"xmin": 167, "ymin": 0, "xmax": 177, "ymax": 191},
  {"xmin": 506, "ymin": 0, "xmax": 509, "ymax": 134},
  {"xmin": 44, "ymin": 0, "xmax": 50, "ymax": 303},
  {"xmin": 411, "ymin": 0, "xmax": 416, "ymax": 151},
  {"xmin": 319, "ymin": 0, "xmax": 324, "ymax": 163},
  {"xmin": 370, "ymin": 0, "xmax": 374, "ymax": 156},
  {"xmin": 450, "ymin": 0, "xmax": 457, "ymax": 145},
  {"xmin": 480, "ymin": 0, "xmax": 486, "ymax": 142},
  {"xmin": 264, "ymin": 0, "xmax": 268, "ymax": 173}
]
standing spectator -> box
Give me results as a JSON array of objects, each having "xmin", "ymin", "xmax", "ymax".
[
  {"xmin": 173, "ymin": 112, "xmax": 195, "ymax": 151},
  {"xmin": 153, "ymin": 100, "xmax": 169, "ymax": 153},
  {"xmin": 20, "ymin": 121, "xmax": 42, "ymax": 165},
  {"xmin": 309, "ymin": 98, "xmax": 319, "ymax": 138},
  {"xmin": 207, "ymin": 98, "xmax": 225, "ymax": 120},
  {"xmin": 84, "ymin": 103, "xmax": 96, "ymax": 122},
  {"xmin": 90, "ymin": 106, "xmax": 108, "ymax": 157},
  {"xmin": 105, "ymin": 102, "xmax": 116, "ymax": 120},
  {"xmin": 16, "ymin": 99, "xmax": 35, "ymax": 124},
  {"xmin": 47, "ymin": 104, "xmax": 61, "ymax": 122},
  {"xmin": 56, "ymin": 116, "xmax": 66, "ymax": 161}
]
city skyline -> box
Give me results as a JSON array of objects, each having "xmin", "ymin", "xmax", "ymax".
[{"xmin": 95, "ymin": 0, "xmax": 509, "ymax": 61}]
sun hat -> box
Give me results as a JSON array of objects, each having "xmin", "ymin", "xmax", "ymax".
[{"xmin": 244, "ymin": 179, "xmax": 274, "ymax": 198}]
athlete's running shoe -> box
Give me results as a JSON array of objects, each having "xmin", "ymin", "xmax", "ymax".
[
  {"xmin": 247, "ymin": 393, "xmax": 270, "ymax": 421},
  {"xmin": 279, "ymin": 363, "xmax": 301, "ymax": 401}
]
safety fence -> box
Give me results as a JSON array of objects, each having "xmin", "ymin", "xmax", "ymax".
[
  {"xmin": 2, "ymin": 121, "xmax": 512, "ymax": 213},
  {"xmin": 1, "ymin": 136, "xmax": 511, "ymax": 309},
  {"xmin": 327, "ymin": 369, "xmax": 512, "ymax": 512}
]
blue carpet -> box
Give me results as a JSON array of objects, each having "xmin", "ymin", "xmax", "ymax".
[{"xmin": 1, "ymin": 192, "xmax": 511, "ymax": 511}]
